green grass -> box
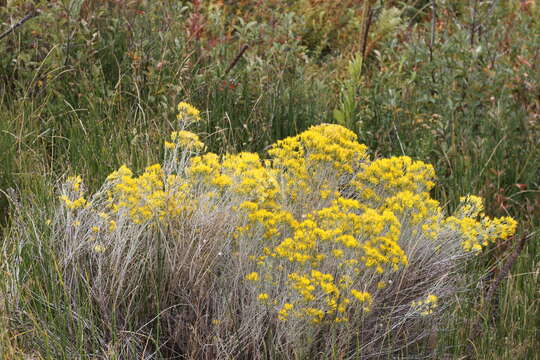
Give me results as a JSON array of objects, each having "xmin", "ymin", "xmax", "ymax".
[
  {"xmin": 439, "ymin": 230, "xmax": 539, "ymax": 359},
  {"xmin": 1, "ymin": 0, "xmax": 538, "ymax": 358}
]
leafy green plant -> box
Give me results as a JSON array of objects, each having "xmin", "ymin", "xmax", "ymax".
[{"xmin": 333, "ymin": 53, "xmax": 363, "ymax": 133}]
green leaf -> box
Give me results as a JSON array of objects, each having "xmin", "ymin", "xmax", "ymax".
[{"xmin": 333, "ymin": 108, "xmax": 345, "ymax": 125}]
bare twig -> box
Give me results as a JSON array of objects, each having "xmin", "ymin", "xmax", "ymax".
[
  {"xmin": 483, "ymin": 0, "xmax": 500, "ymax": 46},
  {"xmin": 488, "ymin": 0, "xmax": 499, "ymax": 17},
  {"xmin": 359, "ymin": 0, "xmax": 374, "ymax": 60},
  {"xmin": 224, "ymin": 44, "xmax": 249, "ymax": 75},
  {"xmin": 429, "ymin": 0, "xmax": 436, "ymax": 63},
  {"xmin": 429, "ymin": 0, "xmax": 437, "ymax": 85},
  {"xmin": 0, "ymin": 10, "xmax": 40, "ymax": 41},
  {"xmin": 470, "ymin": 0, "xmax": 478, "ymax": 47}
]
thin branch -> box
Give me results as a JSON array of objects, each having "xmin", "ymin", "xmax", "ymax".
[
  {"xmin": 224, "ymin": 44, "xmax": 249, "ymax": 75},
  {"xmin": 470, "ymin": 0, "xmax": 478, "ymax": 47},
  {"xmin": 0, "ymin": 10, "xmax": 40, "ymax": 41},
  {"xmin": 359, "ymin": 0, "xmax": 374, "ymax": 61},
  {"xmin": 429, "ymin": 0, "xmax": 436, "ymax": 63}
]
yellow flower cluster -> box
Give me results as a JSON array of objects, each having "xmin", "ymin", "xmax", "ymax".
[
  {"xmin": 165, "ymin": 130, "xmax": 205, "ymax": 151},
  {"xmin": 244, "ymin": 194, "xmax": 405, "ymax": 323},
  {"xmin": 245, "ymin": 272, "xmax": 259, "ymax": 281},
  {"xmin": 269, "ymin": 197, "xmax": 406, "ymax": 272},
  {"xmin": 177, "ymin": 101, "xmax": 201, "ymax": 122},
  {"xmin": 443, "ymin": 195, "xmax": 517, "ymax": 252},
  {"xmin": 384, "ymin": 191, "xmax": 441, "ymax": 239},
  {"xmin": 353, "ymin": 156, "xmax": 436, "ymax": 205},
  {"xmin": 185, "ymin": 153, "xmax": 222, "ymax": 185},
  {"xmin": 60, "ymin": 195, "xmax": 87, "ymax": 210},
  {"xmin": 221, "ymin": 152, "xmax": 279, "ymax": 202},
  {"xmin": 411, "ymin": 294, "xmax": 438, "ymax": 316},
  {"xmin": 59, "ymin": 176, "xmax": 88, "ymax": 210},
  {"xmin": 68, "ymin": 175, "xmax": 82, "ymax": 192},
  {"xmin": 105, "ymin": 163, "xmax": 190, "ymax": 224},
  {"xmin": 268, "ymin": 124, "xmax": 368, "ymax": 202},
  {"xmin": 278, "ymin": 303, "xmax": 294, "ymax": 321},
  {"xmin": 186, "ymin": 152, "xmax": 279, "ymax": 203},
  {"xmin": 281, "ymin": 270, "xmax": 372, "ymax": 323}
]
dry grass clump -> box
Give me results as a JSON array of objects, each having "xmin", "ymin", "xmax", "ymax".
[{"xmin": 1, "ymin": 104, "xmax": 516, "ymax": 359}]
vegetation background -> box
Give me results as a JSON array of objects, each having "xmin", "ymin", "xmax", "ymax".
[{"xmin": 0, "ymin": 0, "xmax": 538, "ymax": 358}]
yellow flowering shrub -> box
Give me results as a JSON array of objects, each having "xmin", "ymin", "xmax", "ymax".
[{"xmin": 57, "ymin": 103, "xmax": 518, "ymax": 328}]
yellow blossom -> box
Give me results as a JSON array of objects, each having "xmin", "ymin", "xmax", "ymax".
[
  {"xmin": 164, "ymin": 141, "xmax": 175, "ymax": 149},
  {"xmin": 245, "ymin": 272, "xmax": 259, "ymax": 281},
  {"xmin": 108, "ymin": 220, "xmax": 117, "ymax": 231},
  {"xmin": 93, "ymin": 244, "xmax": 106, "ymax": 254}
]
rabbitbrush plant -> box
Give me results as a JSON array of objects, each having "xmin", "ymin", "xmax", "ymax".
[{"xmin": 1, "ymin": 103, "xmax": 516, "ymax": 359}]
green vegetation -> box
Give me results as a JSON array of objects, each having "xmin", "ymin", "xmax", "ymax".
[{"xmin": 1, "ymin": 0, "xmax": 538, "ymax": 358}]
